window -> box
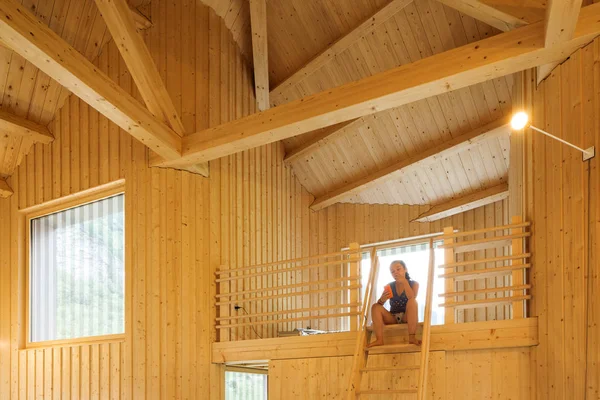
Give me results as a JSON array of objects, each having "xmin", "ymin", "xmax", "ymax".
[
  {"xmin": 361, "ymin": 239, "xmax": 445, "ymax": 325},
  {"xmin": 225, "ymin": 368, "xmax": 268, "ymax": 400},
  {"xmin": 28, "ymin": 192, "xmax": 125, "ymax": 344}
]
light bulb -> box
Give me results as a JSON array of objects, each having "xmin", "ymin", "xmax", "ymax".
[{"xmin": 511, "ymin": 111, "xmax": 529, "ymax": 130}]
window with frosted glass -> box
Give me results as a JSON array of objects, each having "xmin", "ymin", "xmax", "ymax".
[
  {"xmin": 225, "ymin": 370, "xmax": 268, "ymax": 400},
  {"xmin": 29, "ymin": 194, "xmax": 125, "ymax": 343}
]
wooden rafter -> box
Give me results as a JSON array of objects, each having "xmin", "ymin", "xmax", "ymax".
[
  {"xmin": 435, "ymin": 0, "xmax": 528, "ymax": 31},
  {"xmin": 270, "ymin": 0, "xmax": 413, "ymax": 105},
  {"xmin": 95, "ymin": 0, "xmax": 185, "ymax": 134},
  {"xmin": 310, "ymin": 116, "xmax": 511, "ymax": 211},
  {"xmin": 537, "ymin": 0, "xmax": 584, "ymax": 83},
  {"xmin": 0, "ymin": 178, "xmax": 12, "ymax": 198},
  {"xmin": 129, "ymin": 7, "xmax": 153, "ymax": 30},
  {"xmin": 249, "ymin": 0, "xmax": 269, "ymax": 111},
  {"xmin": 153, "ymin": 3, "xmax": 600, "ymax": 168},
  {"xmin": 0, "ymin": 0, "xmax": 182, "ymax": 161},
  {"xmin": 284, "ymin": 119, "xmax": 359, "ymax": 164},
  {"xmin": 413, "ymin": 183, "xmax": 509, "ymax": 222},
  {"xmin": 0, "ymin": 109, "xmax": 53, "ymax": 144},
  {"xmin": 94, "ymin": 0, "xmax": 209, "ymax": 176}
]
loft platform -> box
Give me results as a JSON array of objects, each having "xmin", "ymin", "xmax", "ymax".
[{"xmin": 212, "ymin": 318, "xmax": 538, "ymax": 363}]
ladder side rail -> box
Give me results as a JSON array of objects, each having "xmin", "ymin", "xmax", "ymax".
[
  {"xmin": 346, "ymin": 249, "xmax": 380, "ymax": 400},
  {"xmin": 417, "ymin": 239, "xmax": 436, "ymax": 400}
]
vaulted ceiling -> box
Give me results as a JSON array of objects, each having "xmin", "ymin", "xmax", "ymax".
[{"xmin": 0, "ymin": 0, "xmax": 590, "ymax": 216}]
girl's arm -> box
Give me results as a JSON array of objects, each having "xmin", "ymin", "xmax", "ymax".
[{"xmin": 403, "ymin": 281, "xmax": 419, "ymax": 299}]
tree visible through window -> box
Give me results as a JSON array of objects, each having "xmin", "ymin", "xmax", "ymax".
[
  {"xmin": 29, "ymin": 193, "xmax": 125, "ymax": 343},
  {"xmin": 225, "ymin": 370, "xmax": 268, "ymax": 400}
]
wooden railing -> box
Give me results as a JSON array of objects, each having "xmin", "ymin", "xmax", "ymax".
[
  {"xmin": 215, "ymin": 243, "xmax": 362, "ymax": 341},
  {"xmin": 438, "ymin": 216, "xmax": 531, "ymax": 322}
]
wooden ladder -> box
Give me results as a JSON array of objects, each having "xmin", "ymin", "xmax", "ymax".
[{"xmin": 346, "ymin": 240, "xmax": 437, "ymax": 400}]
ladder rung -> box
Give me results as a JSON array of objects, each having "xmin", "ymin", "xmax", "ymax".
[
  {"xmin": 358, "ymin": 389, "xmax": 418, "ymax": 395},
  {"xmin": 361, "ymin": 365, "xmax": 420, "ymax": 372},
  {"xmin": 366, "ymin": 344, "xmax": 421, "ymax": 354}
]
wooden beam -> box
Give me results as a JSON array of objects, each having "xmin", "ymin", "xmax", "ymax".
[
  {"xmin": 249, "ymin": 0, "xmax": 269, "ymax": 111},
  {"xmin": 0, "ymin": 109, "xmax": 53, "ymax": 144},
  {"xmin": 95, "ymin": 0, "xmax": 209, "ymax": 175},
  {"xmin": 129, "ymin": 7, "xmax": 152, "ymax": 30},
  {"xmin": 309, "ymin": 116, "xmax": 511, "ymax": 210},
  {"xmin": 270, "ymin": 0, "xmax": 413, "ymax": 105},
  {"xmin": 0, "ymin": 178, "xmax": 12, "ymax": 198},
  {"xmin": 0, "ymin": 0, "xmax": 182, "ymax": 161},
  {"xmin": 283, "ymin": 119, "xmax": 359, "ymax": 164},
  {"xmin": 435, "ymin": 0, "xmax": 529, "ymax": 31},
  {"xmin": 537, "ymin": 0, "xmax": 584, "ymax": 83},
  {"xmin": 478, "ymin": 0, "xmax": 546, "ymax": 24},
  {"xmin": 156, "ymin": 3, "xmax": 600, "ymax": 168},
  {"xmin": 95, "ymin": 0, "xmax": 185, "ymax": 134},
  {"xmin": 413, "ymin": 183, "xmax": 510, "ymax": 222}
]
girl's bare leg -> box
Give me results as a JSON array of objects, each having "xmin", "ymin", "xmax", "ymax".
[
  {"xmin": 404, "ymin": 298, "xmax": 421, "ymax": 345},
  {"xmin": 367, "ymin": 304, "xmax": 396, "ymax": 347}
]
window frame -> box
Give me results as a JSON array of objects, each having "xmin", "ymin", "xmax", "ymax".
[
  {"xmin": 224, "ymin": 366, "xmax": 268, "ymax": 400},
  {"xmin": 22, "ymin": 180, "xmax": 127, "ymax": 349}
]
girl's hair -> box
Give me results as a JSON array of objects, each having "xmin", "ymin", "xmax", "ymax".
[{"xmin": 391, "ymin": 260, "xmax": 411, "ymax": 281}]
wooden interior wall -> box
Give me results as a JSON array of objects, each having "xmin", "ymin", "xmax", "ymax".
[
  {"xmin": 0, "ymin": 2, "xmax": 268, "ymax": 398},
  {"xmin": 527, "ymin": 38, "xmax": 600, "ymax": 400},
  {"xmin": 0, "ymin": 3, "xmax": 516, "ymax": 400},
  {"xmin": 268, "ymin": 348, "xmax": 532, "ymax": 399}
]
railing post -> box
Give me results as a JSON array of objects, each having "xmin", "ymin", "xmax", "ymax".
[
  {"xmin": 218, "ymin": 264, "xmax": 230, "ymax": 342},
  {"xmin": 510, "ymin": 216, "xmax": 525, "ymax": 318},
  {"xmin": 349, "ymin": 242, "xmax": 361, "ymax": 331},
  {"xmin": 366, "ymin": 247, "xmax": 378, "ymax": 326},
  {"xmin": 443, "ymin": 226, "xmax": 455, "ymax": 324}
]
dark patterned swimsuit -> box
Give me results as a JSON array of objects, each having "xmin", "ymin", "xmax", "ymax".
[{"xmin": 388, "ymin": 280, "xmax": 415, "ymax": 323}]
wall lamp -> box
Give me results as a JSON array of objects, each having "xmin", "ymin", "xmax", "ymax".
[{"xmin": 510, "ymin": 112, "xmax": 595, "ymax": 161}]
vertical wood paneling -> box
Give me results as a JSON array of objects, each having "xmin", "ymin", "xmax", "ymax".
[
  {"xmin": 0, "ymin": 4, "xmax": 258, "ymax": 399},
  {"xmin": 268, "ymin": 349, "xmax": 530, "ymax": 400},
  {"xmin": 528, "ymin": 38, "xmax": 600, "ymax": 399}
]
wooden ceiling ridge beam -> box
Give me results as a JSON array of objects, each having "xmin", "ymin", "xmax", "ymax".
[
  {"xmin": 249, "ymin": 0, "xmax": 270, "ymax": 111},
  {"xmin": 537, "ymin": 0, "xmax": 584, "ymax": 83},
  {"xmin": 435, "ymin": 0, "xmax": 530, "ymax": 31},
  {"xmin": 0, "ymin": 109, "xmax": 53, "ymax": 144},
  {"xmin": 309, "ymin": 116, "xmax": 511, "ymax": 211},
  {"xmin": 413, "ymin": 183, "xmax": 509, "ymax": 222},
  {"xmin": 0, "ymin": 0, "xmax": 182, "ymax": 161},
  {"xmin": 94, "ymin": 0, "xmax": 209, "ymax": 175},
  {"xmin": 283, "ymin": 118, "xmax": 360, "ymax": 164},
  {"xmin": 154, "ymin": 2, "xmax": 600, "ymax": 168},
  {"xmin": 269, "ymin": 0, "xmax": 414, "ymax": 105},
  {"xmin": 0, "ymin": 178, "xmax": 13, "ymax": 198}
]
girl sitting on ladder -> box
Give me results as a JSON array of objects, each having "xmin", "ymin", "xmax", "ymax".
[{"xmin": 367, "ymin": 260, "xmax": 421, "ymax": 347}]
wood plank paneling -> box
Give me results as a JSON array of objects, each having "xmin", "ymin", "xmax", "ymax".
[
  {"xmin": 0, "ymin": 4, "xmax": 261, "ymax": 399},
  {"xmin": 528, "ymin": 37, "xmax": 600, "ymax": 400},
  {"xmin": 268, "ymin": 349, "xmax": 531, "ymax": 399}
]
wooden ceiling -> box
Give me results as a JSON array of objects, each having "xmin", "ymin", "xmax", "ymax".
[
  {"xmin": 0, "ymin": 0, "xmax": 151, "ymax": 179},
  {"xmin": 0, "ymin": 0, "xmax": 587, "ymax": 214},
  {"xmin": 271, "ymin": 0, "xmax": 515, "ymax": 206}
]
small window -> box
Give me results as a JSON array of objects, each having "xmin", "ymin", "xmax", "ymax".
[
  {"xmin": 225, "ymin": 368, "xmax": 268, "ymax": 400},
  {"xmin": 28, "ymin": 193, "xmax": 125, "ymax": 343}
]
